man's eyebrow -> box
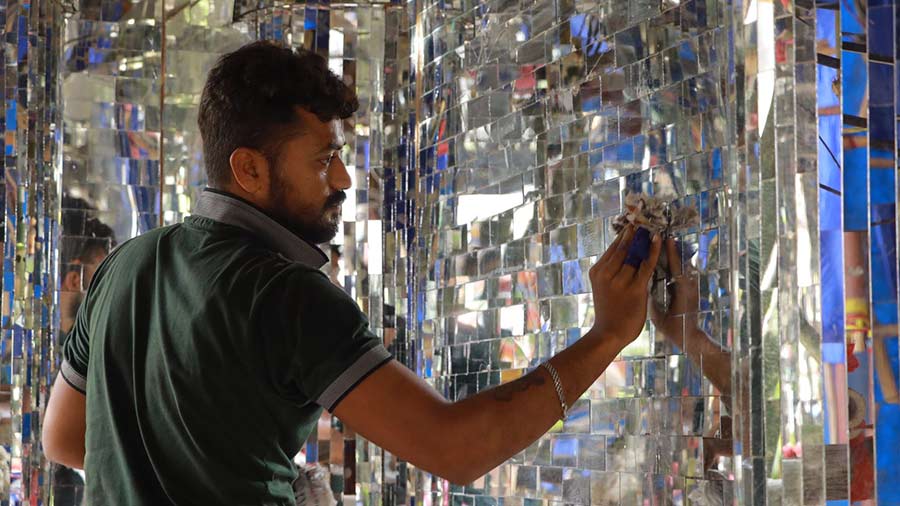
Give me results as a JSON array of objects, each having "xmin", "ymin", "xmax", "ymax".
[{"xmin": 316, "ymin": 142, "xmax": 345, "ymax": 154}]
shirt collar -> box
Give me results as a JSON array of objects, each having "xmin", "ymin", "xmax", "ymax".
[{"xmin": 191, "ymin": 189, "xmax": 328, "ymax": 269}]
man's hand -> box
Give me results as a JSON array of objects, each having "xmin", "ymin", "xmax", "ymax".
[{"xmin": 590, "ymin": 225, "xmax": 662, "ymax": 344}]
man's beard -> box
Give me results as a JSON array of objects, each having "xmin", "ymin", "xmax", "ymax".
[{"xmin": 269, "ymin": 174, "xmax": 346, "ymax": 245}]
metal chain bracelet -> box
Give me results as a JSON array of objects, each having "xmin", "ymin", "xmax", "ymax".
[{"xmin": 541, "ymin": 362, "xmax": 568, "ymax": 421}]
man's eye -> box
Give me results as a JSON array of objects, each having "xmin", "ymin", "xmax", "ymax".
[{"xmin": 320, "ymin": 152, "xmax": 337, "ymax": 167}]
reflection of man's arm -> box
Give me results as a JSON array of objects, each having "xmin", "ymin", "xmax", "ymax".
[
  {"xmin": 651, "ymin": 239, "xmax": 732, "ymax": 396},
  {"xmin": 652, "ymin": 239, "xmax": 751, "ymax": 471},
  {"xmin": 682, "ymin": 327, "xmax": 732, "ymax": 396},
  {"xmin": 42, "ymin": 373, "xmax": 86, "ymax": 469}
]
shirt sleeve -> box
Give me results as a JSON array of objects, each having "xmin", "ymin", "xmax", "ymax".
[
  {"xmin": 258, "ymin": 267, "xmax": 392, "ymax": 411},
  {"xmin": 61, "ymin": 302, "xmax": 91, "ymax": 394}
]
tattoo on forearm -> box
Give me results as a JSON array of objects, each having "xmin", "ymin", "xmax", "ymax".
[{"xmin": 490, "ymin": 373, "xmax": 547, "ymax": 402}]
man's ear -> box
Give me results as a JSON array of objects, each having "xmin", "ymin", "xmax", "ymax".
[
  {"xmin": 229, "ymin": 148, "xmax": 271, "ymax": 195},
  {"xmin": 62, "ymin": 269, "xmax": 82, "ymax": 292}
]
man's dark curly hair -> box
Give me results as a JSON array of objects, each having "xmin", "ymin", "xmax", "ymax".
[
  {"xmin": 198, "ymin": 41, "xmax": 359, "ymax": 188},
  {"xmin": 60, "ymin": 195, "xmax": 117, "ymax": 272}
]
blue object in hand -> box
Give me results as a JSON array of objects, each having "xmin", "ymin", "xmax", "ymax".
[{"xmin": 624, "ymin": 227, "xmax": 652, "ymax": 267}]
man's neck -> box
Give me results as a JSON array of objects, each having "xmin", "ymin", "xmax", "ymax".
[
  {"xmin": 204, "ymin": 187, "xmax": 295, "ymax": 234},
  {"xmin": 201, "ymin": 187, "xmax": 325, "ymax": 250},
  {"xmin": 204, "ymin": 187, "xmax": 269, "ymax": 215}
]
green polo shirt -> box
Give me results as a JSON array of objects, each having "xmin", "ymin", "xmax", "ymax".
[{"xmin": 60, "ymin": 189, "xmax": 391, "ymax": 505}]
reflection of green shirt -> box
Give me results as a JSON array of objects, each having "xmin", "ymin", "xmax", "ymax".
[{"xmin": 61, "ymin": 190, "xmax": 390, "ymax": 505}]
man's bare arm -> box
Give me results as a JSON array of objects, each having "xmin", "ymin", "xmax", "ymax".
[
  {"xmin": 335, "ymin": 326, "xmax": 627, "ymax": 484},
  {"xmin": 43, "ymin": 373, "xmax": 86, "ymax": 469},
  {"xmin": 334, "ymin": 226, "xmax": 661, "ymax": 484}
]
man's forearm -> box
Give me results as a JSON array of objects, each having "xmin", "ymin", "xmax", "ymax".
[{"xmin": 441, "ymin": 327, "xmax": 628, "ymax": 482}]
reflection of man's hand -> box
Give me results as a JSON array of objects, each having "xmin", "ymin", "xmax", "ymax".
[
  {"xmin": 704, "ymin": 415, "xmax": 733, "ymax": 472},
  {"xmin": 651, "ymin": 238, "xmax": 737, "ymax": 473},
  {"xmin": 650, "ymin": 238, "xmax": 700, "ymax": 343}
]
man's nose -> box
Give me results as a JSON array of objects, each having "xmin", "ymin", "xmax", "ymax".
[{"xmin": 328, "ymin": 155, "xmax": 352, "ymax": 191}]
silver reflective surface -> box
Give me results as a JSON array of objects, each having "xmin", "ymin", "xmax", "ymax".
[
  {"xmin": 1, "ymin": 0, "xmax": 64, "ymax": 500},
  {"xmin": 380, "ymin": 0, "xmax": 737, "ymax": 503}
]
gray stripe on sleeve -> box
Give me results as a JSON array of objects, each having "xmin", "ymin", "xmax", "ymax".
[
  {"xmin": 317, "ymin": 345, "xmax": 392, "ymax": 410},
  {"xmin": 60, "ymin": 359, "xmax": 87, "ymax": 394}
]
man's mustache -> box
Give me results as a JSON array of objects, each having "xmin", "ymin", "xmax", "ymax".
[{"xmin": 325, "ymin": 191, "xmax": 346, "ymax": 209}]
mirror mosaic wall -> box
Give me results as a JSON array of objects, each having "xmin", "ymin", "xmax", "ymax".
[
  {"xmin": 1, "ymin": 0, "xmax": 63, "ymax": 500},
  {"xmin": 1, "ymin": 0, "xmax": 898, "ymax": 503}
]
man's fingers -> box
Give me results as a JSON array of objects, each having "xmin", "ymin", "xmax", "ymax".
[
  {"xmin": 619, "ymin": 225, "xmax": 636, "ymax": 250},
  {"xmin": 598, "ymin": 229, "xmax": 626, "ymax": 265},
  {"xmin": 616, "ymin": 264, "xmax": 638, "ymax": 281},
  {"xmin": 608, "ymin": 225, "xmax": 636, "ymax": 268},
  {"xmin": 637, "ymin": 234, "xmax": 663, "ymax": 284},
  {"xmin": 666, "ymin": 238, "xmax": 683, "ymax": 277}
]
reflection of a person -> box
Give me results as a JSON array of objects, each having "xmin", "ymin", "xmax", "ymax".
[
  {"xmin": 651, "ymin": 239, "xmax": 731, "ymax": 394},
  {"xmin": 327, "ymin": 245, "xmax": 340, "ymax": 286},
  {"xmin": 60, "ymin": 205, "xmax": 118, "ymax": 337},
  {"xmin": 54, "ymin": 199, "xmax": 116, "ymax": 506},
  {"xmin": 650, "ymin": 238, "xmax": 734, "ymax": 471}
]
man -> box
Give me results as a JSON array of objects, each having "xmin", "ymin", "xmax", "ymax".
[{"xmin": 42, "ymin": 41, "xmax": 662, "ymax": 505}]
